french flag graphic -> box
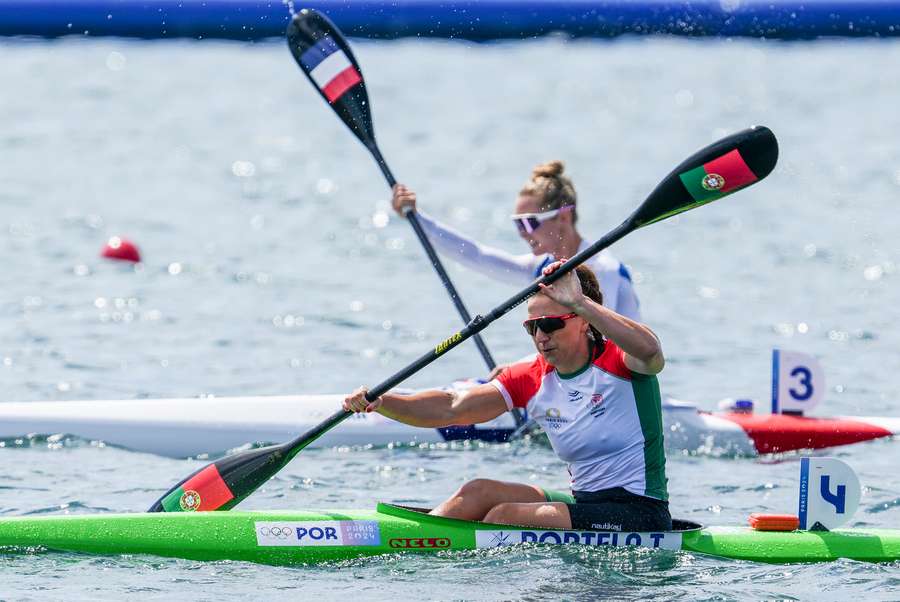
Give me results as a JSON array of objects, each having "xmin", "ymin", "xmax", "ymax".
[{"xmin": 300, "ymin": 36, "xmax": 362, "ymax": 104}]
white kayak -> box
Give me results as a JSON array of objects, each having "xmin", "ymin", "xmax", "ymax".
[
  {"xmin": 0, "ymin": 392, "xmax": 483, "ymax": 457},
  {"xmin": 1, "ymin": 385, "xmax": 897, "ymax": 458}
]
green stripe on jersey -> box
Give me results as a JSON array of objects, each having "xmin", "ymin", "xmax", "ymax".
[{"xmin": 631, "ymin": 373, "xmax": 668, "ymax": 501}]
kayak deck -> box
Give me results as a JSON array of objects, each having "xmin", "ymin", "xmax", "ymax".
[
  {"xmin": 687, "ymin": 525, "xmax": 900, "ymax": 564},
  {"xmin": 0, "ymin": 504, "xmax": 897, "ymax": 565}
]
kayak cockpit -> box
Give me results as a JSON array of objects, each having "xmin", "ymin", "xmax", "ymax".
[{"xmin": 376, "ymin": 502, "xmax": 703, "ymax": 533}]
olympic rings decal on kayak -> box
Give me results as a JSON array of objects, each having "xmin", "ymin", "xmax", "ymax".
[{"xmin": 258, "ymin": 526, "xmax": 292, "ymax": 538}]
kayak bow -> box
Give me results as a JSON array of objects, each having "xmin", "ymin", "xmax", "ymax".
[{"xmin": 1, "ymin": 504, "xmax": 897, "ymax": 565}]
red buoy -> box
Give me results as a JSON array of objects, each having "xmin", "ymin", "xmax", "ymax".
[{"xmin": 101, "ymin": 236, "xmax": 141, "ymax": 263}]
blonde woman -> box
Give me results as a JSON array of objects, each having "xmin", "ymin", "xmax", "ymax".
[{"xmin": 392, "ymin": 160, "xmax": 641, "ymax": 321}]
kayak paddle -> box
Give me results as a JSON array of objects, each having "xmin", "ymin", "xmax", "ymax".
[
  {"xmin": 283, "ymin": 8, "xmax": 525, "ymax": 424},
  {"xmin": 148, "ymin": 124, "xmax": 778, "ymax": 512}
]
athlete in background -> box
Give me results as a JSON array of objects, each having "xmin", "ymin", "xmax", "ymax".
[{"xmin": 391, "ymin": 160, "xmax": 641, "ymax": 321}]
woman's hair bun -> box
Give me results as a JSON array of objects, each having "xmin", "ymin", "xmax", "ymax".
[
  {"xmin": 531, "ymin": 160, "xmax": 564, "ymax": 179},
  {"xmin": 520, "ymin": 159, "xmax": 577, "ymax": 215}
]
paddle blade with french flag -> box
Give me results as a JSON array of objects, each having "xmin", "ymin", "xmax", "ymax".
[{"xmin": 287, "ymin": 9, "xmax": 377, "ymax": 149}]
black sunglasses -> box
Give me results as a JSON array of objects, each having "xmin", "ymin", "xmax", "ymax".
[{"xmin": 522, "ymin": 313, "xmax": 577, "ymax": 336}]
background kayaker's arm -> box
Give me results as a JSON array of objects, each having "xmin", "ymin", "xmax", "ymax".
[
  {"xmin": 416, "ymin": 211, "xmax": 537, "ymax": 282},
  {"xmin": 393, "ymin": 185, "xmax": 541, "ymax": 286},
  {"xmin": 344, "ymin": 384, "xmax": 508, "ymax": 428}
]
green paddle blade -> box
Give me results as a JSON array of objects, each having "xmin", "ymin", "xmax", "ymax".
[{"xmin": 629, "ymin": 126, "xmax": 778, "ymax": 228}]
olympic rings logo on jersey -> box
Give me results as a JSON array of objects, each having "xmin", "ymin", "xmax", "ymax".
[{"xmin": 543, "ymin": 407, "xmax": 569, "ymax": 430}]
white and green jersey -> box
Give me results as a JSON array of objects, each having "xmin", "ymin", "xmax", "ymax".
[{"xmin": 490, "ymin": 341, "xmax": 667, "ymax": 500}]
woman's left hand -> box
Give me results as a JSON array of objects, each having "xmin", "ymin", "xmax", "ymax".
[{"xmin": 538, "ymin": 260, "xmax": 584, "ymax": 309}]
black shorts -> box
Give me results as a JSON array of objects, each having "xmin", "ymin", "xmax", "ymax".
[{"xmin": 564, "ymin": 487, "xmax": 672, "ymax": 532}]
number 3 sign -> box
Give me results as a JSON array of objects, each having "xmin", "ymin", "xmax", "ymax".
[{"xmin": 772, "ymin": 349, "xmax": 825, "ymax": 414}]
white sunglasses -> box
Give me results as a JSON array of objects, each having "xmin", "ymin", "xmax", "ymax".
[{"xmin": 510, "ymin": 205, "xmax": 574, "ymax": 234}]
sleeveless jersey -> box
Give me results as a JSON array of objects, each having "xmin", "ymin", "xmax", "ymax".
[{"xmin": 490, "ymin": 341, "xmax": 667, "ymax": 500}]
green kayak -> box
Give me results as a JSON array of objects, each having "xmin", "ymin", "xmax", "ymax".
[{"xmin": 0, "ymin": 503, "xmax": 897, "ymax": 565}]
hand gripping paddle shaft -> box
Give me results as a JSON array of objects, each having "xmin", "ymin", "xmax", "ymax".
[{"xmin": 148, "ymin": 125, "xmax": 778, "ymax": 512}]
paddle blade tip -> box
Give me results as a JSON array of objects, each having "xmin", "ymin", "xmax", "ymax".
[
  {"xmin": 738, "ymin": 125, "xmax": 779, "ymax": 181},
  {"xmin": 286, "ymin": 9, "xmax": 320, "ymax": 50}
]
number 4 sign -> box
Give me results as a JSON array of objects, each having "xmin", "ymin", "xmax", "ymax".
[
  {"xmin": 798, "ymin": 457, "xmax": 861, "ymax": 530},
  {"xmin": 771, "ymin": 349, "xmax": 825, "ymax": 415}
]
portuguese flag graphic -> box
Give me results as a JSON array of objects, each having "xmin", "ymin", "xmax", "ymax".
[
  {"xmin": 159, "ymin": 464, "xmax": 235, "ymax": 512},
  {"xmin": 679, "ymin": 149, "xmax": 758, "ymax": 202}
]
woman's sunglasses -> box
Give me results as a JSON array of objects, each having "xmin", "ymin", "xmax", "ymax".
[
  {"xmin": 522, "ymin": 313, "xmax": 577, "ymax": 336},
  {"xmin": 511, "ymin": 205, "xmax": 574, "ymax": 234}
]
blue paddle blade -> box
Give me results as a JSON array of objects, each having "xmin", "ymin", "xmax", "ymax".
[{"xmin": 287, "ymin": 9, "xmax": 377, "ymax": 148}]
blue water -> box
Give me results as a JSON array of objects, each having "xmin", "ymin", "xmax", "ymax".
[{"xmin": 1, "ymin": 35, "xmax": 900, "ymax": 599}]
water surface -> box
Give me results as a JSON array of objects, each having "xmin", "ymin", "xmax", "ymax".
[{"xmin": 1, "ymin": 35, "xmax": 899, "ymax": 600}]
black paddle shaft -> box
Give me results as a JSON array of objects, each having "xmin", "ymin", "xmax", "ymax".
[
  {"xmin": 367, "ymin": 144, "xmax": 500, "ymax": 375},
  {"xmin": 148, "ymin": 123, "xmax": 777, "ymax": 513},
  {"xmin": 287, "ymin": 8, "xmax": 503, "ymax": 388}
]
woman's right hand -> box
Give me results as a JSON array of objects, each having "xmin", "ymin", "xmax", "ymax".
[
  {"xmin": 538, "ymin": 259, "xmax": 585, "ymax": 310},
  {"xmin": 343, "ymin": 386, "xmax": 383, "ymax": 413},
  {"xmin": 391, "ymin": 184, "xmax": 417, "ymax": 216}
]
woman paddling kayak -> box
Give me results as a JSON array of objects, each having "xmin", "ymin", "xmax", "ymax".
[
  {"xmin": 392, "ymin": 160, "xmax": 642, "ymax": 321},
  {"xmin": 344, "ymin": 260, "xmax": 670, "ymax": 532}
]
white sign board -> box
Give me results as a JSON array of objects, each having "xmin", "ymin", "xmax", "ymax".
[
  {"xmin": 255, "ymin": 521, "xmax": 381, "ymax": 547},
  {"xmin": 772, "ymin": 349, "xmax": 825, "ymax": 414},
  {"xmin": 475, "ymin": 529, "xmax": 682, "ymax": 550},
  {"xmin": 798, "ymin": 457, "xmax": 860, "ymax": 530}
]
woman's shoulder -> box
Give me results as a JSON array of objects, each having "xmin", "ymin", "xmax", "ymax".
[
  {"xmin": 587, "ymin": 249, "xmax": 622, "ymax": 273},
  {"xmin": 493, "ymin": 355, "xmax": 554, "ymax": 407},
  {"xmin": 591, "ymin": 339, "xmax": 632, "ymax": 380},
  {"xmin": 502, "ymin": 353, "xmax": 553, "ymax": 380}
]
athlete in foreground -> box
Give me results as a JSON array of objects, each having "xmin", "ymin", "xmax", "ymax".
[
  {"xmin": 343, "ymin": 261, "xmax": 670, "ymax": 531},
  {"xmin": 391, "ymin": 160, "xmax": 641, "ymax": 321}
]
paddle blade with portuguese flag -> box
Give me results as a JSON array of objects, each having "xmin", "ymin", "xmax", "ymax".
[
  {"xmin": 287, "ymin": 9, "xmax": 377, "ymax": 151},
  {"xmin": 629, "ymin": 126, "xmax": 778, "ymax": 228},
  {"xmin": 148, "ymin": 444, "xmax": 291, "ymax": 512}
]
